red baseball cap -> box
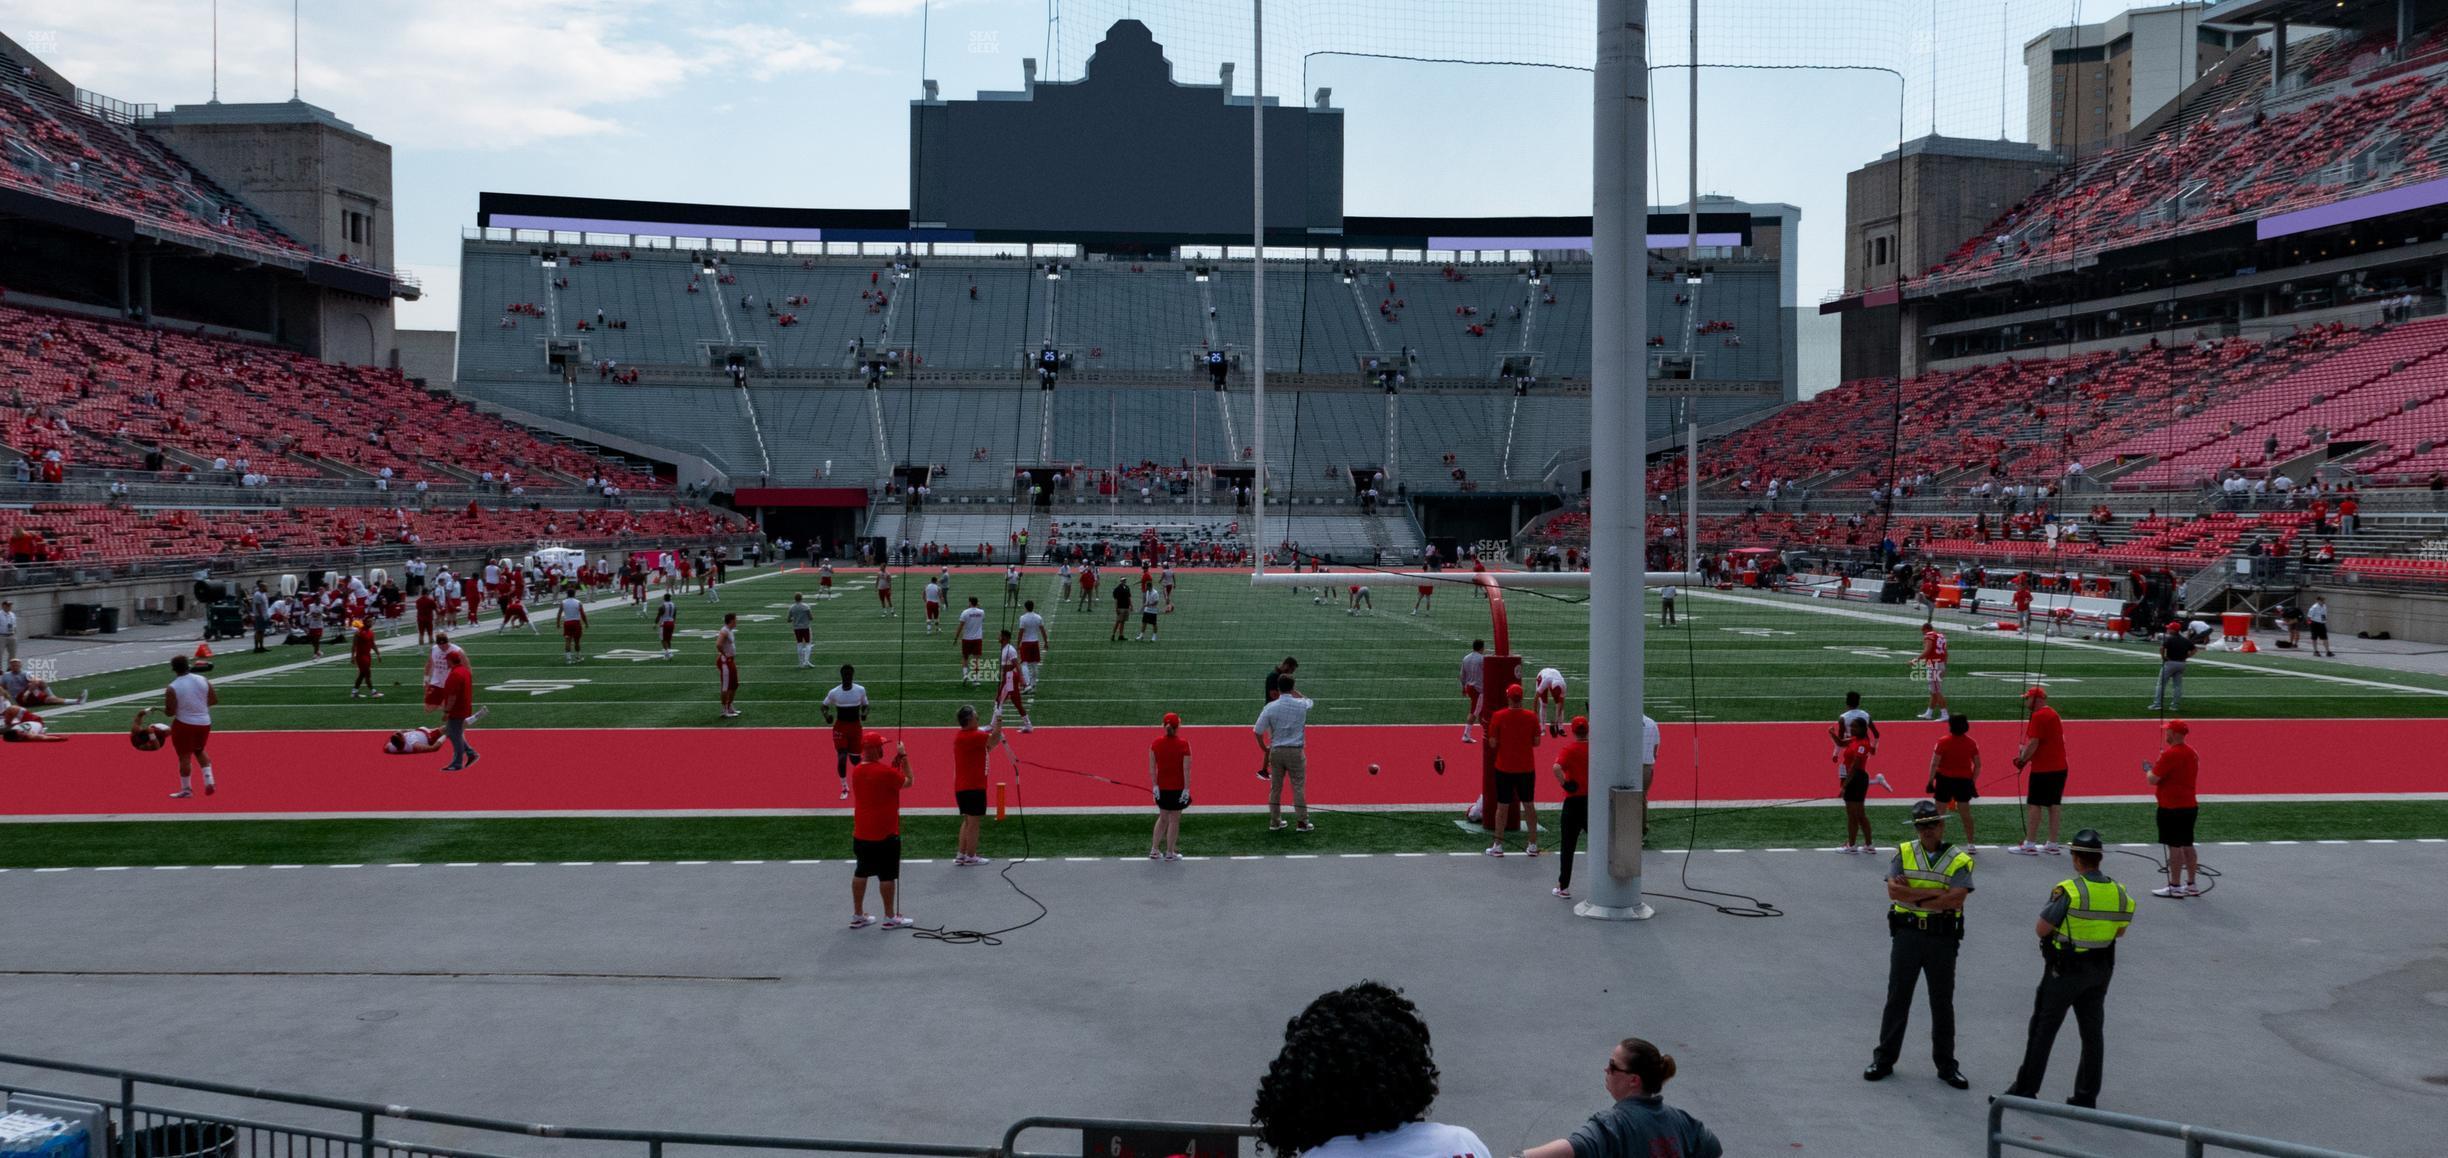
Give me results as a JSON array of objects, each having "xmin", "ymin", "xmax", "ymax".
[
  {"xmin": 2022, "ymin": 686, "xmax": 2048, "ymax": 700},
  {"xmin": 2163, "ymin": 718, "xmax": 2190, "ymax": 734},
  {"xmin": 1506, "ymin": 682, "xmax": 1524, "ymax": 699},
  {"xmin": 861, "ymin": 733, "xmax": 887, "ymax": 757},
  {"xmin": 1570, "ymin": 715, "xmax": 1589, "ymax": 735},
  {"xmin": 1162, "ymin": 712, "xmax": 1181, "ymax": 727}
]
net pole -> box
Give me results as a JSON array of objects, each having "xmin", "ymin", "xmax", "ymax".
[
  {"xmin": 1578, "ymin": 0, "xmax": 1654, "ymax": 922},
  {"xmin": 1250, "ymin": 0, "xmax": 1269, "ymax": 574},
  {"xmin": 1686, "ymin": 420, "xmax": 1698, "ymax": 568}
]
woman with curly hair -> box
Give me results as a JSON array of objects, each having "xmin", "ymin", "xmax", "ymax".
[{"xmin": 1250, "ymin": 982, "xmax": 1490, "ymax": 1158}]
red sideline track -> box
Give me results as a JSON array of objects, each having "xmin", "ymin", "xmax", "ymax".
[{"xmin": 3, "ymin": 719, "xmax": 2437, "ymax": 817}]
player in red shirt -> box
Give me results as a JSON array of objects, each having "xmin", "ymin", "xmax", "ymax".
[
  {"xmin": 1914, "ymin": 627, "xmax": 1951, "ymax": 720},
  {"xmin": 1148, "ymin": 712, "xmax": 1192, "ymax": 860},
  {"xmin": 1925, "ymin": 713, "xmax": 1981, "ymax": 850},
  {"xmin": 2011, "ymin": 582, "xmax": 2034, "ymax": 632},
  {"xmin": 2145, "ymin": 719, "xmax": 2201, "ymax": 896},
  {"xmin": 949, "ymin": 704, "xmax": 1002, "ymax": 866},
  {"xmin": 348, "ymin": 620, "xmax": 382, "ymax": 699},
  {"xmin": 1412, "ymin": 582, "xmax": 1435, "ymax": 617},
  {"xmin": 1836, "ymin": 717, "xmax": 1875, "ymax": 854},
  {"xmin": 1548, "ymin": 715, "xmax": 1590, "ymax": 898},
  {"xmin": 500, "ymin": 589, "xmax": 535, "ymax": 634},
  {"xmin": 2010, "ymin": 686, "xmax": 2070, "ymax": 855},
  {"xmin": 1485, "ymin": 683, "xmax": 1543, "ymax": 857},
  {"xmin": 848, "ymin": 734, "xmax": 914, "ymax": 929}
]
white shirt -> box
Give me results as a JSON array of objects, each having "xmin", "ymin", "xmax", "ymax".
[
  {"xmin": 0, "ymin": 609, "xmax": 15, "ymax": 636},
  {"xmin": 716, "ymin": 627, "xmax": 736, "ymax": 661},
  {"xmin": 658, "ymin": 601, "xmax": 678, "ymax": 625},
  {"xmin": 1535, "ymin": 667, "xmax": 1565, "ymax": 695},
  {"xmin": 1460, "ymin": 650, "xmax": 1486, "ymax": 689},
  {"xmin": 1661, "ymin": 585, "xmax": 1680, "ymax": 600},
  {"xmin": 1254, "ymin": 694, "xmax": 1314, "ymax": 748},
  {"xmin": 958, "ymin": 607, "xmax": 986, "ymax": 640},
  {"xmin": 1838, "ymin": 707, "xmax": 1872, "ymax": 736},
  {"xmin": 924, "ymin": 582, "xmax": 942, "ymax": 605},
  {"xmin": 1143, "ymin": 587, "xmax": 1162, "ymax": 612},
  {"xmin": 1017, "ymin": 611, "xmax": 1045, "ymax": 643},
  {"xmin": 560, "ymin": 597, "xmax": 585, "ymax": 623},
  {"xmin": 2307, "ymin": 602, "xmax": 2327, "ymax": 624},
  {"xmin": 168, "ymin": 673, "xmax": 213, "ymax": 726},
  {"xmin": 1642, "ymin": 714, "xmax": 1662, "ymax": 765},
  {"xmin": 1303, "ymin": 1122, "xmax": 1490, "ymax": 1158},
  {"xmin": 1000, "ymin": 642, "xmax": 1020, "ymax": 669},
  {"xmin": 823, "ymin": 684, "xmax": 868, "ymax": 717},
  {"xmin": 425, "ymin": 644, "xmax": 462, "ymax": 688}
]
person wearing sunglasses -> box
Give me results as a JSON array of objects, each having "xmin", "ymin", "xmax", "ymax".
[{"xmin": 1519, "ymin": 1037, "xmax": 1721, "ymax": 1158}]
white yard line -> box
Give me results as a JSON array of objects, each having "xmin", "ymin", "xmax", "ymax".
[{"xmin": 1693, "ymin": 588, "xmax": 2448, "ymax": 699}]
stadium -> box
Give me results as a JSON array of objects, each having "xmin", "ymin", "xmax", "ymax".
[{"xmin": 1, "ymin": 1, "xmax": 2444, "ymax": 1156}]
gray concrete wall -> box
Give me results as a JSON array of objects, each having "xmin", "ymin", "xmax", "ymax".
[
  {"xmin": 2313, "ymin": 584, "xmax": 2448, "ymax": 644},
  {"xmin": 398, "ymin": 329, "xmax": 460, "ymax": 386}
]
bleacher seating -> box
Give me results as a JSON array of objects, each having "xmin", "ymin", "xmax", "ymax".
[
  {"xmin": 2336, "ymin": 555, "xmax": 2448, "ymax": 583},
  {"xmin": 0, "ymin": 303, "xmax": 660, "ymax": 489},
  {"xmin": 1920, "ymin": 36, "xmax": 2448, "ymax": 290},
  {"xmin": 0, "ymin": 48, "xmax": 309, "ymax": 264},
  {"xmin": 0, "ymin": 501, "xmax": 743, "ymax": 567}
]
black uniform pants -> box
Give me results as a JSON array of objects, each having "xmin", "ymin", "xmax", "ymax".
[
  {"xmin": 2007, "ymin": 954, "xmax": 2114, "ymax": 1107},
  {"xmin": 1555, "ymin": 795, "xmax": 1589, "ymax": 889},
  {"xmin": 1875, "ymin": 925, "xmax": 1960, "ymax": 1069}
]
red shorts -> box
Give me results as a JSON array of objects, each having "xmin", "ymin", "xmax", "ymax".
[
  {"xmin": 961, "ymin": 638, "xmax": 984, "ymax": 658},
  {"xmin": 716, "ymin": 660, "xmax": 738, "ymax": 692},
  {"xmin": 563, "ymin": 621, "xmax": 584, "ymax": 641},
  {"xmin": 1464, "ymin": 686, "xmax": 1482, "ymax": 709},
  {"xmin": 1018, "ymin": 641, "xmax": 1041, "ymax": 663},
  {"xmin": 424, "ymin": 684, "xmax": 443, "ymax": 709},
  {"xmin": 793, "ymin": 627, "xmax": 811, "ymax": 643},
  {"xmin": 820, "ymin": 577, "xmax": 833, "ymax": 588},
  {"xmin": 354, "ymin": 657, "xmax": 373, "ymax": 673},
  {"xmin": 660, "ymin": 623, "xmax": 676, "ymax": 644},
  {"xmin": 1418, "ymin": 586, "xmax": 1435, "ymax": 596},
  {"xmin": 416, "ymin": 613, "xmax": 434, "ymax": 629},
  {"xmin": 833, "ymin": 725, "xmax": 862, "ymax": 752},
  {"xmin": 878, "ymin": 588, "xmax": 892, "ymax": 601},
  {"xmin": 169, "ymin": 720, "xmax": 210, "ymax": 757},
  {"xmin": 925, "ymin": 602, "xmax": 940, "ymax": 615},
  {"xmin": 307, "ymin": 629, "xmax": 323, "ymax": 644}
]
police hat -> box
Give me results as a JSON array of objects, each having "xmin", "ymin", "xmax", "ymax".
[
  {"xmin": 2068, "ymin": 828, "xmax": 2105, "ymax": 852},
  {"xmin": 1910, "ymin": 800, "xmax": 1945, "ymax": 826}
]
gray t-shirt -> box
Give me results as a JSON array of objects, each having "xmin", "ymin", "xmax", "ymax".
[
  {"xmin": 788, "ymin": 603, "xmax": 813, "ymax": 629},
  {"xmin": 1567, "ymin": 1095, "xmax": 1722, "ymax": 1158}
]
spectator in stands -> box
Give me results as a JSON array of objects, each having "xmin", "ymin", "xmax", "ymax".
[
  {"xmin": 1520, "ymin": 1037, "xmax": 1721, "ymax": 1158},
  {"xmin": 1249, "ymin": 981, "xmax": 1490, "ymax": 1158}
]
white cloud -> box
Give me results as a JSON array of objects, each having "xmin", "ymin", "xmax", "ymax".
[
  {"xmin": 0, "ymin": 0, "xmax": 862, "ymax": 150},
  {"xmin": 840, "ymin": 0, "xmax": 931, "ymax": 15}
]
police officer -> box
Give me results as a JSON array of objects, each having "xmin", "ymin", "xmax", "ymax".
[
  {"xmin": 2003, "ymin": 828, "xmax": 2134, "ymax": 1108},
  {"xmin": 1865, "ymin": 800, "xmax": 1973, "ymax": 1090}
]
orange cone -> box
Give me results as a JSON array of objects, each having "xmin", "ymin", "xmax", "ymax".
[
  {"xmin": 2240, "ymin": 638, "xmax": 2258, "ymax": 653},
  {"xmin": 194, "ymin": 642, "xmax": 213, "ymax": 659}
]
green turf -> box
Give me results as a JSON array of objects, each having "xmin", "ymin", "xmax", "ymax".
[
  {"xmin": 4, "ymin": 799, "xmax": 2440, "ymax": 868},
  {"xmin": 45, "ymin": 565, "xmax": 2448, "ymax": 733}
]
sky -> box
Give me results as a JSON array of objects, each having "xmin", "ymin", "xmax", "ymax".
[{"xmin": 1, "ymin": 0, "xmax": 2174, "ymax": 334}]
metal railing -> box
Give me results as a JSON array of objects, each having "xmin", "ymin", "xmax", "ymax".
[
  {"xmin": 0, "ymin": 1054, "xmax": 1254, "ymax": 1158},
  {"xmin": 1986, "ymin": 1095, "xmax": 2365, "ymax": 1158}
]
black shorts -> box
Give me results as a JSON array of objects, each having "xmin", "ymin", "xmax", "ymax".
[
  {"xmin": 1495, "ymin": 770, "xmax": 1536, "ymax": 805},
  {"xmin": 794, "ymin": 628, "xmax": 811, "ymax": 643},
  {"xmin": 1155, "ymin": 789, "xmax": 1187, "ymax": 812},
  {"xmin": 2310, "ymin": 622, "xmax": 2329, "ymax": 640},
  {"xmin": 852, "ymin": 835, "xmax": 901, "ymax": 881},
  {"xmin": 1141, "ymin": 611, "xmax": 1158, "ymax": 625},
  {"xmin": 955, "ymin": 789, "xmax": 987, "ymax": 818},
  {"xmin": 2156, "ymin": 806, "xmax": 2198, "ymax": 848},
  {"xmin": 2027, "ymin": 770, "xmax": 2069, "ymax": 808},
  {"xmin": 1841, "ymin": 771, "xmax": 1870, "ymax": 805},
  {"xmin": 1932, "ymin": 775, "xmax": 1979, "ymax": 805}
]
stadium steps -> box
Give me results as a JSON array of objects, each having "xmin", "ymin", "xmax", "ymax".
[
  {"xmin": 867, "ymin": 388, "xmax": 893, "ymax": 474},
  {"xmin": 737, "ymin": 384, "xmax": 774, "ymax": 479}
]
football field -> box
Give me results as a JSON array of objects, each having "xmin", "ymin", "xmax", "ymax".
[{"xmin": 9, "ymin": 564, "xmax": 2446, "ymax": 867}]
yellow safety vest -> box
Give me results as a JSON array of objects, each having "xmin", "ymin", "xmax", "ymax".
[
  {"xmin": 2049, "ymin": 875, "xmax": 2135, "ymax": 952},
  {"xmin": 1891, "ymin": 841, "xmax": 1973, "ymax": 917}
]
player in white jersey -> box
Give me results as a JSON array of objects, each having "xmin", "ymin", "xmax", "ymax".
[
  {"xmin": 704, "ymin": 557, "xmax": 720, "ymax": 602},
  {"xmin": 957, "ymin": 597, "xmax": 988, "ymax": 685},
  {"xmin": 1160, "ymin": 565, "xmax": 1177, "ymax": 612},
  {"xmin": 1534, "ymin": 667, "xmax": 1569, "ymax": 736},
  {"xmin": 922, "ymin": 580, "xmax": 944, "ymax": 634},
  {"xmin": 657, "ymin": 594, "xmax": 679, "ymax": 659},
  {"xmin": 876, "ymin": 568, "xmax": 896, "ymax": 617},
  {"xmin": 817, "ymin": 559, "xmax": 835, "ymax": 599},
  {"xmin": 1057, "ymin": 563, "xmax": 1074, "ymax": 602},
  {"xmin": 715, "ymin": 613, "xmax": 741, "ymax": 718},
  {"xmin": 1346, "ymin": 584, "xmax": 1372, "ymax": 615},
  {"xmin": 1459, "ymin": 640, "xmax": 1488, "ymax": 743},
  {"xmin": 385, "ymin": 709, "xmax": 486, "ymax": 755},
  {"xmin": 1004, "ymin": 564, "xmax": 1022, "ymax": 608},
  {"xmin": 1137, "ymin": 582, "xmax": 1163, "ymax": 641},
  {"xmin": 559, "ymin": 589, "xmax": 589, "ymax": 664},
  {"xmin": 1015, "ymin": 600, "xmax": 1049, "ymax": 690},
  {"xmin": 991, "ymin": 630, "xmax": 1033, "ymax": 732}
]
